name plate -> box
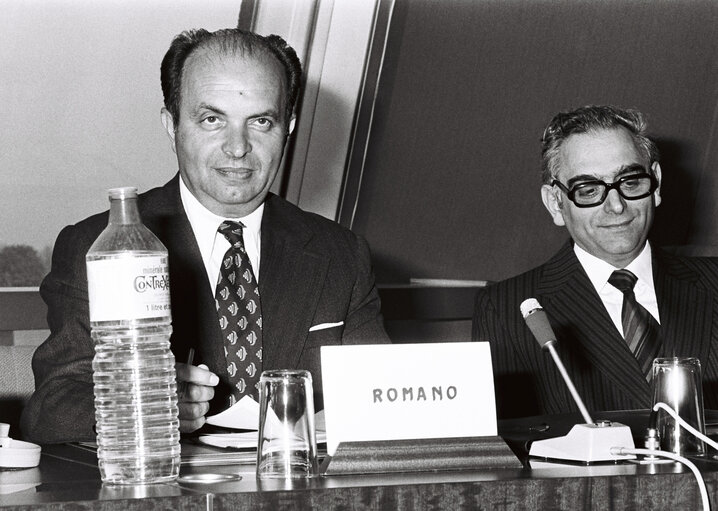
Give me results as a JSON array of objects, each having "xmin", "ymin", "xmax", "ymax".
[{"xmin": 321, "ymin": 342, "xmax": 497, "ymax": 456}]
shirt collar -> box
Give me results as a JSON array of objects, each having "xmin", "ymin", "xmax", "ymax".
[
  {"xmin": 574, "ymin": 241, "xmax": 654, "ymax": 293},
  {"xmin": 179, "ymin": 176, "xmax": 264, "ymax": 247}
]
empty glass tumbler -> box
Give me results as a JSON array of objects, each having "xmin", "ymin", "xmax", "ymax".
[
  {"xmin": 256, "ymin": 369, "xmax": 318, "ymax": 478},
  {"xmin": 651, "ymin": 357, "xmax": 706, "ymax": 456}
]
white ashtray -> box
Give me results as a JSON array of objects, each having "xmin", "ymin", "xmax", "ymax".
[{"xmin": 0, "ymin": 438, "xmax": 41, "ymax": 468}]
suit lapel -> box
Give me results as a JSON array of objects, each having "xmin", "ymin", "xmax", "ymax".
[
  {"xmin": 141, "ymin": 176, "xmax": 224, "ymax": 375},
  {"xmin": 654, "ymin": 250, "xmax": 713, "ymax": 365},
  {"xmin": 259, "ymin": 195, "xmax": 329, "ymax": 370},
  {"xmin": 142, "ymin": 183, "xmax": 333, "ymax": 410},
  {"xmin": 536, "ymin": 243, "xmax": 651, "ymax": 407}
]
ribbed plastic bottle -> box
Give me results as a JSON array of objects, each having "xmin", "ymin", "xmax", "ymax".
[{"xmin": 85, "ymin": 187, "xmax": 180, "ymax": 484}]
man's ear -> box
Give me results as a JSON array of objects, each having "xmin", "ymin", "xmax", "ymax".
[
  {"xmin": 652, "ymin": 161, "xmax": 662, "ymax": 207},
  {"xmin": 160, "ymin": 108, "xmax": 177, "ymax": 154},
  {"xmin": 541, "ymin": 184, "xmax": 566, "ymax": 227}
]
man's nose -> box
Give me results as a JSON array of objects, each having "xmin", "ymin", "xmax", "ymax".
[
  {"xmin": 603, "ymin": 188, "xmax": 626, "ymax": 213},
  {"xmin": 222, "ymin": 125, "xmax": 251, "ymax": 158}
]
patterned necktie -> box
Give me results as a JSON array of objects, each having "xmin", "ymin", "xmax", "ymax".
[
  {"xmin": 216, "ymin": 221, "xmax": 263, "ymax": 401},
  {"xmin": 608, "ymin": 269, "xmax": 661, "ymax": 381}
]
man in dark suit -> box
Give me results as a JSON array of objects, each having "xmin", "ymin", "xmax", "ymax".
[
  {"xmin": 22, "ymin": 28, "xmax": 389, "ymax": 443},
  {"xmin": 473, "ymin": 105, "xmax": 718, "ymax": 419}
]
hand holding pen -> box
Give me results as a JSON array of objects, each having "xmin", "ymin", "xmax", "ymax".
[{"xmin": 176, "ymin": 348, "xmax": 220, "ymax": 434}]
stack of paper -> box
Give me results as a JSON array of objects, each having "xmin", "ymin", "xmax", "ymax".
[{"xmin": 198, "ymin": 396, "xmax": 326, "ymax": 449}]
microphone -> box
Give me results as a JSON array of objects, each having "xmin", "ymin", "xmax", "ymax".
[
  {"xmin": 520, "ymin": 298, "xmax": 593, "ymax": 424},
  {"xmin": 520, "ymin": 299, "xmax": 556, "ymax": 348},
  {"xmin": 519, "ymin": 298, "xmax": 635, "ymax": 462}
]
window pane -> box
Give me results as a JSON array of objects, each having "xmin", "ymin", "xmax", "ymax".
[{"xmin": 0, "ymin": 1, "xmax": 241, "ymax": 287}]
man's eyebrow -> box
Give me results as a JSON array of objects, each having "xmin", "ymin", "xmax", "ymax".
[
  {"xmin": 616, "ymin": 163, "xmax": 648, "ymax": 176},
  {"xmin": 189, "ymin": 104, "xmax": 282, "ymax": 121},
  {"xmin": 191, "ymin": 103, "xmax": 225, "ymax": 117},
  {"xmin": 565, "ymin": 163, "xmax": 648, "ymax": 187},
  {"xmin": 250, "ymin": 109, "xmax": 281, "ymax": 120}
]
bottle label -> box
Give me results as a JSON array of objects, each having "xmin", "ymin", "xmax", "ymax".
[{"xmin": 87, "ymin": 256, "xmax": 171, "ymax": 322}]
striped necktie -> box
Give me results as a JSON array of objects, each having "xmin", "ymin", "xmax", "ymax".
[
  {"xmin": 215, "ymin": 221, "xmax": 263, "ymax": 401},
  {"xmin": 608, "ymin": 269, "xmax": 661, "ymax": 381}
]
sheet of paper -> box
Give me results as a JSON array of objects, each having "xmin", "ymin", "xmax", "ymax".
[
  {"xmin": 198, "ymin": 411, "xmax": 326, "ymax": 449},
  {"xmin": 0, "ymin": 467, "xmax": 41, "ymax": 495},
  {"xmin": 205, "ymin": 395, "xmax": 260, "ymax": 430},
  {"xmin": 198, "ymin": 429, "xmax": 327, "ymax": 450}
]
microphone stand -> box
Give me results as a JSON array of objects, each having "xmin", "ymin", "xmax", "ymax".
[
  {"xmin": 520, "ymin": 298, "xmax": 635, "ymax": 463},
  {"xmin": 544, "ymin": 341, "xmax": 593, "ymax": 424}
]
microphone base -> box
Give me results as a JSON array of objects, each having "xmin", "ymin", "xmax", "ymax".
[{"xmin": 529, "ymin": 422, "xmax": 636, "ymax": 463}]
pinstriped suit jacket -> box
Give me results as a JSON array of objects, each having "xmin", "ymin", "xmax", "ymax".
[
  {"xmin": 22, "ymin": 174, "xmax": 389, "ymax": 443},
  {"xmin": 473, "ymin": 242, "xmax": 718, "ymax": 419}
]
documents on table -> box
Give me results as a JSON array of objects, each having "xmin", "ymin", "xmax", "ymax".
[
  {"xmin": 0, "ymin": 468, "xmax": 41, "ymax": 495},
  {"xmin": 205, "ymin": 395, "xmax": 261, "ymax": 430},
  {"xmin": 197, "ymin": 429, "xmax": 327, "ymax": 450},
  {"xmin": 199, "ymin": 396, "xmax": 326, "ymax": 450}
]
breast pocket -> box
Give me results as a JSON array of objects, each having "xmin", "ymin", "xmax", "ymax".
[{"xmin": 304, "ymin": 323, "xmax": 345, "ymax": 348}]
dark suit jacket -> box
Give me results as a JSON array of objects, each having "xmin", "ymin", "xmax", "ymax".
[
  {"xmin": 473, "ymin": 241, "xmax": 718, "ymax": 419},
  {"xmin": 21, "ymin": 175, "xmax": 389, "ymax": 443}
]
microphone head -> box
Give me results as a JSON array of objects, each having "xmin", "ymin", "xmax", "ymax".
[
  {"xmin": 520, "ymin": 298, "xmax": 542, "ymax": 318},
  {"xmin": 520, "ymin": 298, "xmax": 556, "ymax": 348}
]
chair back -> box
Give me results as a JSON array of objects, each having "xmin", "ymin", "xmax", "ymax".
[
  {"xmin": 379, "ymin": 281, "xmax": 488, "ymax": 344},
  {"xmin": 0, "ymin": 345, "xmax": 37, "ymax": 436}
]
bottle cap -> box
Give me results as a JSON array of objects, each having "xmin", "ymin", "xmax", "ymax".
[{"xmin": 108, "ymin": 187, "xmax": 138, "ymax": 200}]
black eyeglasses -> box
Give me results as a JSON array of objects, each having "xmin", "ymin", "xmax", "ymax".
[{"xmin": 551, "ymin": 173, "xmax": 659, "ymax": 208}]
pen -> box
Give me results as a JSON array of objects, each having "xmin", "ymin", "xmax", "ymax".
[{"xmin": 179, "ymin": 347, "xmax": 195, "ymax": 399}]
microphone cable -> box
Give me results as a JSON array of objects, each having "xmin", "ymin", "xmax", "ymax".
[
  {"xmin": 610, "ymin": 401, "xmax": 715, "ymax": 511},
  {"xmin": 609, "ymin": 446, "xmax": 708, "ymax": 511},
  {"xmin": 652, "ymin": 402, "xmax": 718, "ymax": 451}
]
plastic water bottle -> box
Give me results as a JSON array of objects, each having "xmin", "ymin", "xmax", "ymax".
[{"xmin": 86, "ymin": 187, "xmax": 180, "ymax": 484}]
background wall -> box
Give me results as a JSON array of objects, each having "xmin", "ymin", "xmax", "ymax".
[
  {"xmin": 348, "ymin": 0, "xmax": 718, "ymax": 284},
  {"xmin": 5, "ymin": 0, "xmax": 718, "ymax": 306}
]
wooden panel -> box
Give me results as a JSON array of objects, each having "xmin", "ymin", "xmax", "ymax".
[
  {"xmin": 378, "ymin": 285, "xmax": 482, "ymax": 321},
  {"xmin": 0, "ymin": 289, "xmax": 48, "ymax": 331},
  {"xmin": 349, "ymin": 0, "xmax": 718, "ymax": 283},
  {"xmin": 384, "ymin": 318, "xmax": 471, "ymax": 344},
  {"xmin": 378, "ymin": 284, "xmax": 484, "ymax": 344}
]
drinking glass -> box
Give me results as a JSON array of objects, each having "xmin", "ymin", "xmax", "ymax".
[
  {"xmin": 651, "ymin": 357, "xmax": 706, "ymax": 456},
  {"xmin": 256, "ymin": 369, "xmax": 318, "ymax": 478}
]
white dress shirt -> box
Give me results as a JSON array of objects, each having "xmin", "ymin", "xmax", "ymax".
[
  {"xmin": 574, "ymin": 242, "xmax": 660, "ymax": 338},
  {"xmin": 179, "ymin": 177, "xmax": 263, "ymax": 291}
]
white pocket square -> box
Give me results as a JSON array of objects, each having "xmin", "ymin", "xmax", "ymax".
[{"xmin": 308, "ymin": 321, "xmax": 344, "ymax": 332}]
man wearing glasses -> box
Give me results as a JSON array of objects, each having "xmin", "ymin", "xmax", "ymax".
[{"xmin": 473, "ymin": 105, "xmax": 718, "ymax": 419}]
